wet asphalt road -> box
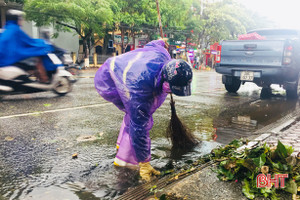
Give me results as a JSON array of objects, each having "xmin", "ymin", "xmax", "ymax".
[{"xmin": 1, "ymin": 69, "xmax": 300, "ymax": 200}]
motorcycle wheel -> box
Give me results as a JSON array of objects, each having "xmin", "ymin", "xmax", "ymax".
[{"xmin": 53, "ymin": 76, "xmax": 72, "ymax": 96}]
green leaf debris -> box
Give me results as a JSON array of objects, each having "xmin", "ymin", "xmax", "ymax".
[{"xmin": 212, "ymin": 139, "xmax": 300, "ymax": 199}]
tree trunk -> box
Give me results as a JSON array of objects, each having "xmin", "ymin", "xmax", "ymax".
[
  {"xmin": 82, "ymin": 38, "xmax": 88, "ymax": 59},
  {"xmin": 199, "ymin": 30, "xmax": 205, "ymax": 49},
  {"xmin": 198, "ymin": 33, "xmax": 201, "ymax": 48},
  {"xmin": 103, "ymin": 38, "xmax": 107, "ymax": 55},
  {"xmin": 121, "ymin": 27, "xmax": 125, "ymax": 54},
  {"xmin": 87, "ymin": 36, "xmax": 91, "ymax": 57},
  {"xmin": 103, "ymin": 31, "xmax": 110, "ymax": 55},
  {"xmin": 185, "ymin": 36, "xmax": 188, "ymax": 52},
  {"xmin": 147, "ymin": 33, "xmax": 150, "ymax": 42},
  {"xmin": 205, "ymin": 40, "xmax": 209, "ymax": 49},
  {"xmin": 132, "ymin": 32, "xmax": 135, "ymax": 50}
]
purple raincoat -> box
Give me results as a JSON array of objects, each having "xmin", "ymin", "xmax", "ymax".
[{"xmin": 94, "ymin": 40, "xmax": 171, "ymax": 165}]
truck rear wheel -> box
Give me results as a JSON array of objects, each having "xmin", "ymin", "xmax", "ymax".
[
  {"xmin": 260, "ymin": 87, "xmax": 272, "ymax": 99},
  {"xmin": 224, "ymin": 77, "xmax": 241, "ymax": 93},
  {"xmin": 286, "ymin": 76, "xmax": 300, "ymax": 99}
]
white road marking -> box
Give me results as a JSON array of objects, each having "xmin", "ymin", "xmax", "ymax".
[{"xmin": 0, "ymin": 102, "xmax": 112, "ymax": 119}]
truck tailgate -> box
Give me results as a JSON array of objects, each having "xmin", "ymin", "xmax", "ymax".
[{"xmin": 220, "ymin": 40, "xmax": 285, "ymax": 67}]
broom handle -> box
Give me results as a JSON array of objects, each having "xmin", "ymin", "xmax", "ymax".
[{"xmin": 170, "ymin": 93, "xmax": 176, "ymax": 114}]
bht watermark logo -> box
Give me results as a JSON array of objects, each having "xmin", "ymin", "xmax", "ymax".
[{"xmin": 256, "ymin": 174, "xmax": 288, "ymax": 188}]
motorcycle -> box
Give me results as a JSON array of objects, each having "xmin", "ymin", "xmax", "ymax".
[
  {"xmin": 61, "ymin": 53, "xmax": 82, "ymax": 81},
  {"xmin": 0, "ymin": 53, "xmax": 75, "ymax": 99}
]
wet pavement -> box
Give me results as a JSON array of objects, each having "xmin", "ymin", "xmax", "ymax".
[
  {"xmin": 160, "ymin": 104, "xmax": 300, "ymax": 200},
  {"xmin": 0, "ymin": 68, "xmax": 299, "ymax": 199},
  {"xmin": 265, "ymin": 119, "xmax": 300, "ymax": 155}
]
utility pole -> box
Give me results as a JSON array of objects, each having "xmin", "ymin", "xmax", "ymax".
[
  {"xmin": 200, "ymin": 0, "xmax": 203, "ymax": 16},
  {"xmin": 155, "ymin": 0, "xmax": 164, "ymax": 38}
]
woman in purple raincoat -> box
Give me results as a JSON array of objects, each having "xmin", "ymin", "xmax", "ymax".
[{"xmin": 94, "ymin": 39, "xmax": 193, "ymax": 181}]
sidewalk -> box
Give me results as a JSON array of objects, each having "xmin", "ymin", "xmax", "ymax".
[
  {"xmin": 157, "ymin": 116, "xmax": 300, "ymax": 199},
  {"xmin": 265, "ymin": 119, "xmax": 300, "ymax": 155},
  {"xmin": 78, "ymin": 67, "xmax": 99, "ymax": 78}
]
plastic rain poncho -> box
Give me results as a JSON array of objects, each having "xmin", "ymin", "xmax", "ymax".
[
  {"xmin": 94, "ymin": 40, "xmax": 171, "ymax": 165},
  {"xmin": 0, "ymin": 21, "xmax": 55, "ymax": 70}
]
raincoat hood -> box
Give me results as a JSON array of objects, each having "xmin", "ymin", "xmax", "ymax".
[{"xmin": 145, "ymin": 40, "xmax": 165, "ymax": 48}]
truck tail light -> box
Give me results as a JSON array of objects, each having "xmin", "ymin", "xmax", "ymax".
[
  {"xmin": 216, "ymin": 45, "xmax": 222, "ymax": 63},
  {"xmin": 283, "ymin": 45, "xmax": 293, "ymax": 65}
]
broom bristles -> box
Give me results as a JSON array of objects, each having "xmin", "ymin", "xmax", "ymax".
[{"xmin": 166, "ymin": 94, "xmax": 198, "ymax": 150}]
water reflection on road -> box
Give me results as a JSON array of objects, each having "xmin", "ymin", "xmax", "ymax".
[{"xmin": 214, "ymin": 98, "xmax": 299, "ymax": 144}]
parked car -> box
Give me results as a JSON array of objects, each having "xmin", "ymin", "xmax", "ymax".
[{"xmin": 215, "ymin": 29, "xmax": 300, "ymax": 99}]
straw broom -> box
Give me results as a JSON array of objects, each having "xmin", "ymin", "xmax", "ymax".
[
  {"xmin": 155, "ymin": 0, "xmax": 198, "ymax": 150},
  {"xmin": 166, "ymin": 93, "xmax": 198, "ymax": 150}
]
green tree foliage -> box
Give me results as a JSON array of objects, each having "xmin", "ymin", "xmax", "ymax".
[
  {"xmin": 155, "ymin": 0, "xmax": 273, "ymax": 49},
  {"xmin": 5, "ymin": 0, "xmax": 25, "ymax": 4},
  {"xmin": 112, "ymin": 0, "xmax": 192, "ymax": 51},
  {"xmin": 159, "ymin": 0, "xmax": 189, "ymax": 30},
  {"xmin": 22, "ymin": 0, "xmax": 275, "ymax": 58},
  {"xmin": 24, "ymin": 0, "xmax": 114, "ymax": 59},
  {"xmin": 190, "ymin": 0, "xmax": 274, "ymax": 48},
  {"xmin": 113, "ymin": 0, "xmax": 157, "ymax": 53},
  {"xmin": 159, "ymin": 0, "xmax": 191, "ymax": 42}
]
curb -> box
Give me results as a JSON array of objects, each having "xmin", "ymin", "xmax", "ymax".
[
  {"xmin": 194, "ymin": 67, "xmax": 213, "ymax": 71},
  {"xmin": 77, "ymin": 76, "xmax": 95, "ymax": 78},
  {"xmin": 238, "ymin": 115, "xmax": 299, "ymax": 154}
]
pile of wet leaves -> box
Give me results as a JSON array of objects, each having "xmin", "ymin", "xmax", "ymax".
[
  {"xmin": 211, "ymin": 139, "xmax": 300, "ymax": 199},
  {"xmin": 144, "ymin": 139, "xmax": 300, "ymax": 200},
  {"xmin": 153, "ymin": 139, "xmax": 300, "ymax": 200}
]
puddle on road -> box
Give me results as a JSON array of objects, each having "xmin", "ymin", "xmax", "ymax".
[
  {"xmin": 213, "ymin": 98, "xmax": 299, "ymax": 144},
  {"xmin": 1, "ymin": 96, "xmax": 300, "ymax": 199}
]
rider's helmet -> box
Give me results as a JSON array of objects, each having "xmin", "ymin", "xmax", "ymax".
[
  {"xmin": 6, "ymin": 9, "xmax": 25, "ymax": 22},
  {"xmin": 162, "ymin": 59, "xmax": 193, "ymax": 96}
]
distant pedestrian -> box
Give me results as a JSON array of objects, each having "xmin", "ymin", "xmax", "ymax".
[
  {"xmin": 172, "ymin": 49, "xmax": 177, "ymax": 58},
  {"xmin": 196, "ymin": 55, "xmax": 200, "ymax": 69}
]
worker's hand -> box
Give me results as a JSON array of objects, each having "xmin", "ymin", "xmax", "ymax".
[
  {"xmin": 159, "ymin": 38, "xmax": 169, "ymax": 49},
  {"xmin": 139, "ymin": 162, "xmax": 160, "ymax": 182},
  {"xmin": 162, "ymin": 81, "xmax": 172, "ymax": 93}
]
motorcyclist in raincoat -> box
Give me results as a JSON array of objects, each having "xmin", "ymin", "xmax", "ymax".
[
  {"xmin": 94, "ymin": 39, "xmax": 193, "ymax": 181},
  {"xmin": 0, "ymin": 9, "xmax": 58, "ymax": 83}
]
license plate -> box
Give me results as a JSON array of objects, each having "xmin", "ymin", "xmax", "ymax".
[
  {"xmin": 240, "ymin": 71, "xmax": 254, "ymax": 81},
  {"xmin": 237, "ymin": 116, "xmax": 251, "ymax": 123}
]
